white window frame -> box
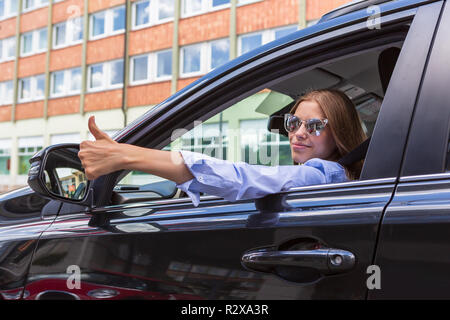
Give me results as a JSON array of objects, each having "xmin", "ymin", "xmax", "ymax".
[
  {"xmin": 17, "ymin": 74, "xmax": 45, "ymax": 103},
  {"xmin": 87, "ymin": 59, "xmax": 124, "ymax": 93},
  {"xmin": 22, "ymin": 0, "xmax": 49, "ymax": 13},
  {"xmin": 53, "ymin": 17, "xmax": 84, "ymax": 49},
  {"xmin": 208, "ymin": 38, "xmax": 230, "ymax": 71},
  {"xmin": 181, "ymin": 0, "xmax": 231, "ymax": 18},
  {"xmin": 22, "ymin": 0, "xmax": 63, "ymax": 13},
  {"xmin": 180, "ymin": 43, "xmax": 205, "ymax": 78},
  {"xmin": 180, "ymin": 38, "xmax": 229, "ymax": 78},
  {"xmin": 237, "ymin": 25, "xmax": 298, "ymax": 56},
  {"xmin": 130, "ymin": 49, "xmax": 173, "ymax": 85},
  {"xmin": 0, "ymin": 37, "xmax": 16, "ymax": 62},
  {"xmin": 50, "ymin": 67, "xmax": 82, "ymax": 98},
  {"xmin": 0, "ymin": 80, "xmax": 13, "ymax": 105},
  {"xmin": 237, "ymin": 0, "xmax": 263, "ymax": 7},
  {"xmin": 20, "ymin": 27, "xmax": 47, "ymax": 57},
  {"xmin": 0, "ymin": 0, "xmax": 18, "ymax": 21},
  {"xmin": 155, "ymin": 49, "xmax": 173, "ymax": 80},
  {"xmin": 132, "ymin": 0, "xmax": 174, "ymax": 31},
  {"xmin": 89, "ymin": 5, "xmax": 126, "ymax": 41}
]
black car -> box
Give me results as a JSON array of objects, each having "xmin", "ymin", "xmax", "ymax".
[{"xmin": 1, "ymin": 0, "xmax": 450, "ymax": 300}]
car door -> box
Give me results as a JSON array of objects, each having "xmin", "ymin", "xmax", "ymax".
[
  {"xmin": 369, "ymin": 0, "xmax": 450, "ymax": 299},
  {"xmin": 0, "ymin": 188, "xmax": 61, "ymax": 300},
  {"xmin": 24, "ymin": 1, "xmax": 442, "ymax": 300}
]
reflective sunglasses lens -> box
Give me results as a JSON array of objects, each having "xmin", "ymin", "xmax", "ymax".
[
  {"xmin": 285, "ymin": 115, "xmax": 299, "ymax": 132},
  {"xmin": 306, "ymin": 119, "xmax": 326, "ymax": 135}
]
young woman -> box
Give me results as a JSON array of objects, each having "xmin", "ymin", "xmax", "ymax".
[{"xmin": 78, "ymin": 89, "xmax": 367, "ymax": 206}]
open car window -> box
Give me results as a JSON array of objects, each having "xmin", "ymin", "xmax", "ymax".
[{"xmin": 113, "ymin": 27, "xmax": 407, "ymax": 204}]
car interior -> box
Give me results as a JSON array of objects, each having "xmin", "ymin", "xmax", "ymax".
[
  {"xmin": 111, "ymin": 38, "xmax": 405, "ymax": 205},
  {"xmin": 266, "ymin": 42, "xmax": 402, "ymax": 167}
]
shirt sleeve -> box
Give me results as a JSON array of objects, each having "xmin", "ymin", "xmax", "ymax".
[{"xmin": 176, "ymin": 150, "xmax": 349, "ymax": 207}]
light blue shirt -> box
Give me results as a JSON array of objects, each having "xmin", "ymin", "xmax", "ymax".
[{"xmin": 176, "ymin": 150, "xmax": 350, "ymax": 207}]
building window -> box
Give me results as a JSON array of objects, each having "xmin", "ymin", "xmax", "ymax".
[
  {"xmin": 182, "ymin": 0, "xmax": 230, "ymax": 17},
  {"xmin": 53, "ymin": 17, "xmax": 84, "ymax": 49},
  {"xmin": 88, "ymin": 59, "xmax": 124, "ymax": 92},
  {"xmin": 131, "ymin": 55, "xmax": 148, "ymax": 83},
  {"xmin": 20, "ymin": 27, "xmax": 47, "ymax": 56},
  {"xmin": 180, "ymin": 38, "xmax": 229, "ymax": 77},
  {"xmin": 18, "ymin": 74, "xmax": 45, "ymax": 103},
  {"xmin": 130, "ymin": 49, "xmax": 172, "ymax": 85},
  {"xmin": 90, "ymin": 5, "xmax": 125, "ymax": 40},
  {"xmin": 132, "ymin": 0, "xmax": 174, "ymax": 29},
  {"xmin": 274, "ymin": 25, "xmax": 298, "ymax": 39},
  {"xmin": 0, "ymin": 0, "xmax": 18, "ymax": 20},
  {"xmin": 210, "ymin": 38, "xmax": 229, "ymax": 70},
  {"xmin": 50, "ymin": 67, "xmax": 82, "ymax": 98},
  {"xmin": 0, "ymin": 139, "xmax": 11, "ymax": 175},
  {"xmin": 239, "ymin": 33, "xmax": 262, "ymax": 55},
  {"xmin": 23, "ymin": 0, "xmax": 46, "ymax": 12},
  {"xmin": 156, "ymin": 50, "xmax": 172, "ymax": 78},
  {"xmin": 238, "ymin": 25, "xmax": 298, "ymax": 56},
  {"xmin": 0, "ymin": 37, "xmax": 16, "ymax": 62},
  {"xmin": 237, "ymin": 0, "xmax": 262, "ymax": 6},
  {"xmin": 0, "ymin": 80, "xmax": 13, "ymax": 105},
  {"xmin": 158, "ymin": 0, "xmax": 174, "ymax": 20},
  {"xmin": 18, "ymin": 137, "xmax": 43, "ymax": 175},
  {"xmin": 182, "ymin": 44, "xmax": 201, "ymax": 75}
]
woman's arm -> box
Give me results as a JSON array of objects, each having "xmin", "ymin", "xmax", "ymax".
[{"xmin": 78, "ymin": 116, "xmax": 194, "ymax": 184}]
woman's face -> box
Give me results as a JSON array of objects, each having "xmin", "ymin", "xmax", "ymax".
[{"xmin": 289, "ymin": 100, "xmax": 337, "ymax": 164}]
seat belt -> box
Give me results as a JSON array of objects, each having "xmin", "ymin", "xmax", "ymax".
[{"xmin": 337, "ymin": 137, "xmax": 371, "ymax": 167}]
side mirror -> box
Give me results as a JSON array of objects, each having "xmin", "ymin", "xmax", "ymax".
[{"xmin": 27, "ymin": 144, "xmax": 93, "ymax": 207}]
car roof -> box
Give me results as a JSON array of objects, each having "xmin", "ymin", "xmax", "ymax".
[{"xmin": 114, "ymin": 0, "xmax": 434, "ymax": 142}]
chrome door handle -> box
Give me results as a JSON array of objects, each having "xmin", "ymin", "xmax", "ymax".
[{"xmin": 241, "ymin": 247, "xmax": 355, "ymax": 275}]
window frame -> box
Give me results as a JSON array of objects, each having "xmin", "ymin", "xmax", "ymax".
[
  {"xmin": 89, "ymin": 5, "xmax": 126, "ymax": 41},
  {"xmin": 0, "ymin": 36, "xmax": 16, "ymax": 62},
  {"xmin": 132, "ymin": 0, "xmax": 175, "ymax": 31},
  {"xmin": 17, "ymin": 74, "xmax": 45, "ymax": 103},
  {"xmin": 130, "ymin": 49, "xmax": 173, "ymax": 85},
  {"xmin": 0, "ymin": 0, "xmax": 18, "ymax": 21},
  {"xmin": 180, "ymin": 38, "xmax": 230, "ymax": 78},
  {"xmin": 50, "ymin": 67, "xmax": 82, "ymax": 98},
  {"xmin": 53, "ymin": 17, "xmax": 84, "ymax": 50},
  {"xmin": 87, "ymin": 59, "xmax": 124, "ymax": 93},
  {"xmin": 0, "ymin": 80, "xmax": 13, "ymax": 105},
  {"xmin": 237, "ymin": 25, "xmax": 298, "ymax": 56},
  {"xmin": 20, "ymin": 27, "xmax": 48, "ymax": 57}
]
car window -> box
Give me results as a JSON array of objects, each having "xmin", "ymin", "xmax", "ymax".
[
  {"xmin": 115, "ymin": 29, "xmax": 408, "ymax": 201},
  {"xmin": 117, "ymin": 89, "xmax": 293, "ymax": 189}
]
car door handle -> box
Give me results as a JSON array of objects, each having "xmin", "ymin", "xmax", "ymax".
[{"xmin": 241, "ymin": 247, "xmax": 356, "ymax": 276}]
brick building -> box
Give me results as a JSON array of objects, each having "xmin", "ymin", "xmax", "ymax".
[{"xmin": 0, "ymin": 0, "xmax": 351, "ymax": 191}]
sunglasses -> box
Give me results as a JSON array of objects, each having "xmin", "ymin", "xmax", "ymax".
[{"xmin": 284, "ymin": 114, "xmax": 328, "ymax": 136}]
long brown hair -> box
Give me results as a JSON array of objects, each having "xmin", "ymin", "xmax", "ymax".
[{"xmin": 290, "ymin": 89, "xmax": 367, "ymax": 180}]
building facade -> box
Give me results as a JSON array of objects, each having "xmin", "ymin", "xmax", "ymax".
[{"xmin": 0, "ymin": 0, "xmax": 351, "ymax": 191}]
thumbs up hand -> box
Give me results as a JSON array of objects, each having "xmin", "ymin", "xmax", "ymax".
[{"xmin": 78, "ymin": 116, "xmax": 124, "ymax": 180}]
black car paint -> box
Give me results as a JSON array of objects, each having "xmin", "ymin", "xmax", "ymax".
[
  {"xmin": 369, "ymin": 0, "xmax": 450, "ymax": 299},
  {"xmin": 0, "ymin": 0, "xmax": 447, "ymax": 300}
]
